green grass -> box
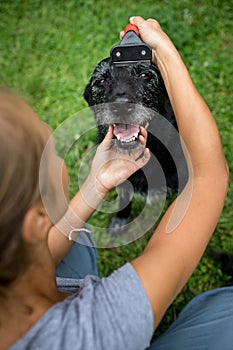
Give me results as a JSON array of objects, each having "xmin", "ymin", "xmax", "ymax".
[{"xmin": 0, "ymin": 0, "xmax": 232, "ymax": 339}]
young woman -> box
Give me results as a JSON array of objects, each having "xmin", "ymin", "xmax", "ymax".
[{"xmin": 0, "ymin": 16, "xmax": 228, "ymax": 350}]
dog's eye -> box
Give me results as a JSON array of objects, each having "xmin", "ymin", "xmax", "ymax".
[
  {"xmin": 139, "ymin": 73, "xmax": 151, "ymax": 80},
  {"xmin": 96, "ymin": 78, "xmax": 105, "ymax": 86}
]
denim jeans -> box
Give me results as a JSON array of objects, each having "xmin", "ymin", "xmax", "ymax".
[
  {"xmin": 148, "ymin": 286, "xmax": 233, "ymax": 350},
  {"xmin": 56, "ymin": 228, "xmax": 98, "ymax": 279}
]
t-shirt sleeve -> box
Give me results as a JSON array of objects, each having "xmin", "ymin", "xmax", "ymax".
[
  {"xmin": 10, "ymin": 263, "xmax": 154, "ymax": 350},
  {"xmin": 76, "ymin": 262, "xmax": 154, "ymax": 350}
]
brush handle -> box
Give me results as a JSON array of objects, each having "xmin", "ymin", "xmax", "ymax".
[{"xmin": 123, "ymin": 24, "xmax": 140, "ymax": 36}]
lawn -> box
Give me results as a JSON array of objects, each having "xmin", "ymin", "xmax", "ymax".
[{"xmin": 0, "ymin": 0, "xmax": 232, "ymax": 338}]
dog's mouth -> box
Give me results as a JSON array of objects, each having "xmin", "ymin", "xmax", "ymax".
[
  {"xmin": 113, "ymin": 123, "xmax": 140, "ymax": 144},
  {"xmin": 93, "ymin": 102, "xmax": 151, "ymax": 149}
]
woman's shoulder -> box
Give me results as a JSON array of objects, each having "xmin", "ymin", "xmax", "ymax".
[{"xmin": 10, "ymin": 263, "xmax": 153, "ymax": 350}]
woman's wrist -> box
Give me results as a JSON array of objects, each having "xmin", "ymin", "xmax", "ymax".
[
  {"xmin": 80, "ymin": 173, "xmax": 108, "ymax": 209},
  {"xmin": 53, "ymin": 174, "xmax": 108, "ymax": 240},
  {"xmin": 150, "ymin": 29, "xmax": 182, "ymax": 71}
]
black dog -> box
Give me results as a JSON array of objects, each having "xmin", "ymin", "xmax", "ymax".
[{"xmin": 84, "ymin": 58, "xmax": 188, "ymax": 234}]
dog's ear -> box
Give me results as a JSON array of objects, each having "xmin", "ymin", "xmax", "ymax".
[
  {"xmin": 158, "ymin": 69, "xmax": 177, "ymax": 128},
  {"xmin": 164, "ymin": 95, "xmax": 176, "ymax": 126},
  {"xmin": 83, "ymin": 81, "xmax": 93, "ymax": 106},
  {"xmin": 151, "ymin": 63, "xmax": 176, "ymax": 127},
  {"xmin": 83, "ymin": 57, "xmax": 111, "ymax": 107}
]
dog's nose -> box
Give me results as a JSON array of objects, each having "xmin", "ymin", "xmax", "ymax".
[
  {"xmin": 109, "ymin": 91, "xmax": 135, "ymax": 104},
  {"xmin": 108, "ymin": 81, "xmax": 135, "ymax": 103},
  {"xmin": 109, "ymin": 99, "xmax": 135, "ymax": 117},
  {"xmin": 113, "ymin": 96, "xmax": 132, "ymax": 103}
]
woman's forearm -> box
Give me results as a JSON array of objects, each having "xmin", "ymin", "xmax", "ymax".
[
  {"xmin": 156, "ymin": 46, "xmax": 228, "ymax": 178},
  {"xmin": 48, "ymin": 174, "xmax": 106, "ymax": 264}
]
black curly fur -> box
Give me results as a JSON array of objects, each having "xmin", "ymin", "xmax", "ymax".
[{"xmin": 84, "ymin": 58, "xmax": 188, "ymax": 234}]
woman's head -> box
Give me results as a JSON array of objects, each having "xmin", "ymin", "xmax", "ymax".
[{"xmin": 0, "ymin": 89, "xmax": 66, "ymax": 290}]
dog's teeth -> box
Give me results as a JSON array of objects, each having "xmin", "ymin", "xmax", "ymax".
[
  {"xmin": 113, "ymin": 123, "xmax": 116, "ymax": 127},
  {"xmin": 134, "ymin": 133, "xmax": 139, "ymax": 138},
  {"xmin": 118, "ymin": 135, "xmax": 138, "ymax": 143},
  {"xmin": 120, "ymin": 136, "xmax": 137, "ymax": 143}
]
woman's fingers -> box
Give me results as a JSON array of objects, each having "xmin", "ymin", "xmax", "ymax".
[
  {"xmin": 129, "ymin": 16, "xmax": 145, "ymax": 27},
  {"xmin": 103, "ymin": 125, "xmax": 114, "ymax": 141},
  {"xmin": 120, "ymin": 16, "xmax": 145, "ymax": 39},
  {"xmin": 119, "ymin": 30, "xmax": 125, "ymax": 40},
  {"xmin": 138, "ymin": 126, "xmax": 148, "ymax": 146}
]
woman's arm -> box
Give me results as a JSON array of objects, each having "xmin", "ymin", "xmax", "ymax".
[
  {"xmin": 129, "ymin": 16, "xmax": 229, "ymax": 329},
  {"xmin": 48, "ymin": 126, "xmax": 150, "ymax": 264}
]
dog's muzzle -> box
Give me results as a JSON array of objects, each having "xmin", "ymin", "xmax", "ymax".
[
  {"xmin": 107, "ymin": 101, "xmax": 150, "ymax": 149},
  {"xmin": 109, "ymin": 102, "xmax": 136, "ymax": 143},
  {"xmin": 93, "ymin": 102, "xmax": 152, "ymax": 149}
]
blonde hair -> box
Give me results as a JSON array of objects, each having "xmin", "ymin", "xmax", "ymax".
[{"xmin": 0, "ymin": 88, "xmax": 49, "ymax": 289}]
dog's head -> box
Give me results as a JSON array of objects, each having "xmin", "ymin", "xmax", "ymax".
[{"xmin": 84, "ymin": 57, "xmax": 176, "ymax": 150}]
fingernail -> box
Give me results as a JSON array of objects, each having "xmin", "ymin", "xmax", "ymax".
[{"xmin": 129, "ymin": 16, "xmax": 136, "ymax": 21}]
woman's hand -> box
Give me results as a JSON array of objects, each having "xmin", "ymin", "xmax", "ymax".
[
  {"xmin": 90, "ymin": 126, "xmax": 150, "ymax": 196},
  {"xmin": 120, "ymin": 16, "xmax": 177, "ymax": 65}
]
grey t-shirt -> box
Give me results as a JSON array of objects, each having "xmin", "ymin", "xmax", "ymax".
[{"xmin": 10, "ymin": 263, "xmax": 154, "ymax": 350}]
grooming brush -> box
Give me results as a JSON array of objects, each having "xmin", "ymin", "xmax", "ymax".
[{"xmin": 110, "ymin": 24, "xmax": 152, "ymax": 66}]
